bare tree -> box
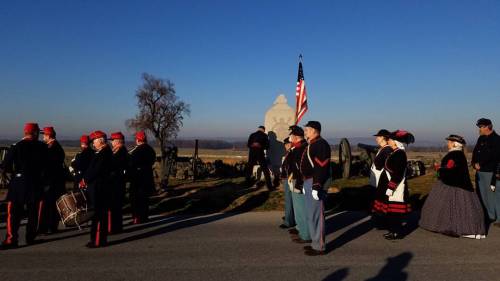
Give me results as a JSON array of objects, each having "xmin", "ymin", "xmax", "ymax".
[{"xmin": 126, "ymin": 73, "xmax": 190, "ymax": 188}]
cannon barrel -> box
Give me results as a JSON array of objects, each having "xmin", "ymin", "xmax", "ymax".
[{"xmin": 357, "ymin": 143, "xmax": 378, "ymax": 154}]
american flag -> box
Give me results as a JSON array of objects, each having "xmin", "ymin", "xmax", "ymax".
[{"xmin": 295, "ymin": 57, "xmax": 308, "ymax": 125}]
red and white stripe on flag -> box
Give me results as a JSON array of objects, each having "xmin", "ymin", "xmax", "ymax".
[{"xmin": 295, "ymin": 61, "xmax": 308, "ymax": 125}]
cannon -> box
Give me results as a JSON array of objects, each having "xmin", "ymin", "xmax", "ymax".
[
  {"xmin": 338, "ymin": 139, "xmax": 425, "ymax": 179},
  {"xmin": 0, "ymin": 147, "xmax": 11, "ymax": 196}
]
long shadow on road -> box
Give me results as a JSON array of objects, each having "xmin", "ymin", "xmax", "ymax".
[{"xmin": 107, "ymin": 188, "xmax": 270, "ymax": 247}]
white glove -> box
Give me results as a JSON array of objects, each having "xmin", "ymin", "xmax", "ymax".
[
  {"xmin": 312, "ymin": 190, "xmax": 320, "ymax": 201},
  {"xmin": 491, "ymin": 185, "xmax": 496, "ymax": 192},
  {"xmin": 302, "ymin": 187, "xmax": 305, "ymax": 194},
  {"xmin": 386, "ymin": 189, "xmax": 394, "ymax": 197},
  {"xmin": 288, "ymin": 179, "xmax": 295, "ymax": 192}
]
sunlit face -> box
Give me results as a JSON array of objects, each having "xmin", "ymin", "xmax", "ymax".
[
  {"xmin": 478, "ymin": 126, "xmax": 491, "ymax": 136},
  {"xmin": 111, "ymin": 139, "xmax": 123, "ymax": 149},
  {"xmin": 92, "ymin": 138, "xmax": 105, "ymax": 151},
  {"xmin": 304, "ymin": 127, "xmax": 318, "ymax": 141},
  {"xmin": 387, "ymin": 139, "xmax": 396, "ymax": 149},
  {"xmin": 375, "ymin": 136, "xmax": 387, "ymax": 147},
  {"xmin": 80, "ymin": 143, "xmax": 88, "ymax": 150},
  {"xmin": 43, "ymin": 134, "xmax": 51, "ymax": 143},
  {"xmin": 447, "ymin": 140, "xmax": 454, "ymax": 150}
]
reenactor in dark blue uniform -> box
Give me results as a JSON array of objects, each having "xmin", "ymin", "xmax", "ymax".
[
  {"xmin": 300, "ymin": 121, "xmax": 331, "ymax": 256},
  {"xmin": 38, "ymin": 126, "xmax": 66, "ymax": 234},
  {"xmin": 279, "ymin": 137, "xmax": 295, "ymax": 229},
  {"xmin": 69, "ymin": 135, "xmax": 93, "ymax": 190},
  {"xmin": 129, "ymin": 131, "xmax": 156, "ymax": 224},
  {"xmin": 287, "ymin": 126, "xmax": 311, "ymax": 244},
  {"xmin": 82, "ymin": 131, "xmax": 112, "ymax": 248},
  {"xmin": 472, "ymin": 118, "xmax": 500, "ymax": 226},
  {"xmin": 1, "ymin": 123, "xmax": 47, "ymax": 249},
  {"xmin": 108, "ymin": 132, "xmax": 129, "ymax": 234},
  {"xmin": 246, "ymin": 126, "xmax": 273, "ymax": 189}
]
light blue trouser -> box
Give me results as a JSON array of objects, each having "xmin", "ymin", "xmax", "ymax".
[
  {"xmin": 283, "ymin": 179, "xmax": 296, "ymax": 227},
  {"xmin": 477, "ymin": 172, "xmax": 500, "ymax": 222},
  {"xmin": 303, "ymin": 178, "xmax": 326, "ymax": 251},
  {"xmin": 291, "ymin": 191, "xmax": 310, "ymax": 240}
]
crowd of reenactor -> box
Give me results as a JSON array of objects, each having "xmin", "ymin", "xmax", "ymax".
[
  {"xmin": 249, "ymin": 117, "xmax": 499, "ymax": 256},
  {"xmin": 0, "ymin": 123, "xmax": 157, "ymax": 249}
]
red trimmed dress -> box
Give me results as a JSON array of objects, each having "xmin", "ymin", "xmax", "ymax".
[{"xmin": 372, "ymin": 148, "xmax": 411, "ymax": 216}]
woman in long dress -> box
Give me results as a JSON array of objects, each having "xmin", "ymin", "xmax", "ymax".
[
  {"xmin": 372, "ymin": 130, "xmax": 414, "ymax": 240},
  {"xmin": 371, "ymin": 129, "xmax": 395, "ymax": 228},
  {"xmin": 419, "ymin": 135, "xmax": 486, "ymax": 239}
]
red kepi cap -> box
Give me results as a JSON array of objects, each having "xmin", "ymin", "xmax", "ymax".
[
  {"xmin": 80, "ymin": 135, "xmax": 90, "ymax": 144},
  {"xmin": 42, "ymin": 127, "xmax": 56, "ymax": 138},
  {"xmin": 24, "ymin": 123, "xmax": 40, "ymax": 134},
  {"xmin": 89, "ymin": 130, "xmax": 107, "ymax": 141},
  {"xmin": 110, "ymin": 132, "xmax": 125, "ymax": 140},
  {"xmin": 135, "ymin": 131, "xmax": 147, "ymax": 142}
]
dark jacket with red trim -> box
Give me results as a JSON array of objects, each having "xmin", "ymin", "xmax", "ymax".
[
  {"xmin": 84, "ymin": 145, "xmax": 113, "ymax": 208},
  {"xmin": 384, "ymin": 149, "xmax": 407, "ymax": 191},
  {"xmin": 374, "ymin": 146, "xmax": 393, "ymax": 170},
  {"xmin": 438, "ymin": 150, "xmax": 473, "ymax": 191},
  {"xmin": 111, "ymin": 146, "xmax": 129, "ymax": 182},
  {"xmin": 300, "ymin": 137, "xmax": 331, "ymax": 191},
  {"xmin": 281, "ymin": 140, "xmax": 308, "ymax": 192},
  {"xmin": 70, "ymin": 147, "xmax": 94, "ymax": 183},
  {"xmin": 45, "ymin": 140, "xmax": 66, "ymax": 195},
  {"xmin": 280, "ymin": 149, "xmax": 293, "ymax": 179},
  {"xmin": 1, "ymin": 138, "xmax": 47, "ymax": 203},
  {"xmin": 129, "ymin": 143, "xmax": 157, "ymax": 196}
]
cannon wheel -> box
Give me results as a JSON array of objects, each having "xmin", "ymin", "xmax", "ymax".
[
  {"xmin": 0, "ymin": 147, "xmax": 11, "ymax": 194},
  {"xmin": 339, "ymin": 138, "xmax": 352, "ymax": 179}
]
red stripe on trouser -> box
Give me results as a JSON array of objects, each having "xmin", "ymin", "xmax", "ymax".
[
  {"xmin": 38, "ymin": 201, "xmax": 44, "ymax": 230},
  {"xmin": 96, "ymin": 222, "xmax": 100, "ymax": 247},
  {"xmin": 108, "ymin": 210, "xmax": 112, "ymax": 233},
  {"xmin": 6, "ymin": 202, "xmax": 13, "ymax": 244}
]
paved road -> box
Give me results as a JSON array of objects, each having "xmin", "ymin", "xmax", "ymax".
[{"xmin": 0, "ymin": 211, "xmax": 499, "ymax": 281}]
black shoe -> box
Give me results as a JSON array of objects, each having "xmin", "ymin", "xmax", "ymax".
[
  {"xmin": 303, "ymin": 245, "xmax": 313, "ymax": 251},
  {"xmin": 293, "ymin": 238, "xmax": 312, "ymax": 244},
  {"xmin": 1, "ymin": 242, "xmax": 19, "ymax": 250},
  {"xmin": 279, "ymin": 224, "xmax": 291, "ymax": 229},
  {"xmin": 289, "ymin": 229, "xmax": 299, "ymax": 235},
  {"xmin": 304, "ymin": 249, "xmax": 326, "ymax": 256},
  {"xmin": 384, "ymin": 232, "xmax": 403, "ymax": 241}
]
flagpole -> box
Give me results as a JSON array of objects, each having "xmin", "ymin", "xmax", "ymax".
[{"xmin": 294, "ymin": 54, "xmax": 302, "ymax": 125}]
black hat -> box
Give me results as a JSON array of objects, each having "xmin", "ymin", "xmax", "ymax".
[
  {"xmin": 373, "ymin": 129, "xmax": 391, "ymax": 137},
  {"xmin": 258, "ymin": 125, "xmax": 265, "ymax": 130},
  {"xmin": 389, "ymin": 130, "xmax": 415, "ymax": 144},
  {"xmin": 476, "ymin": 118, "xmax": 492, "ymax": 127},
  {"xmin": 304, "ymin": 121, "xmax": 321, "ymax": 132},
  {"xmin": 445, "ymin": 134, "xmax": 466, "ymax": 145},
  {"xmin": 289, "ymin": 126, "xmax": 304, "ymax": 137},
  {"xmin": 283, "ymin": 137, "xmax": 290, "ymax": 144}
]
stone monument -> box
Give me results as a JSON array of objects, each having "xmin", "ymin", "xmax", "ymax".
[{"xmin": 264, "ymin": 94, "xmax": 295, "ymax": 182}]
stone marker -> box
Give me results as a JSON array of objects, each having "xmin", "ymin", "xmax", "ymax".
[{"xmin": 264, "ymin": 94, "xmax": 295, "ymax": 182}]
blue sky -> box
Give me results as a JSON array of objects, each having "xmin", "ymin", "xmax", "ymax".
[{"xmin": 0, "ymin": 0, "xmax": 499, "ymax": 144}]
